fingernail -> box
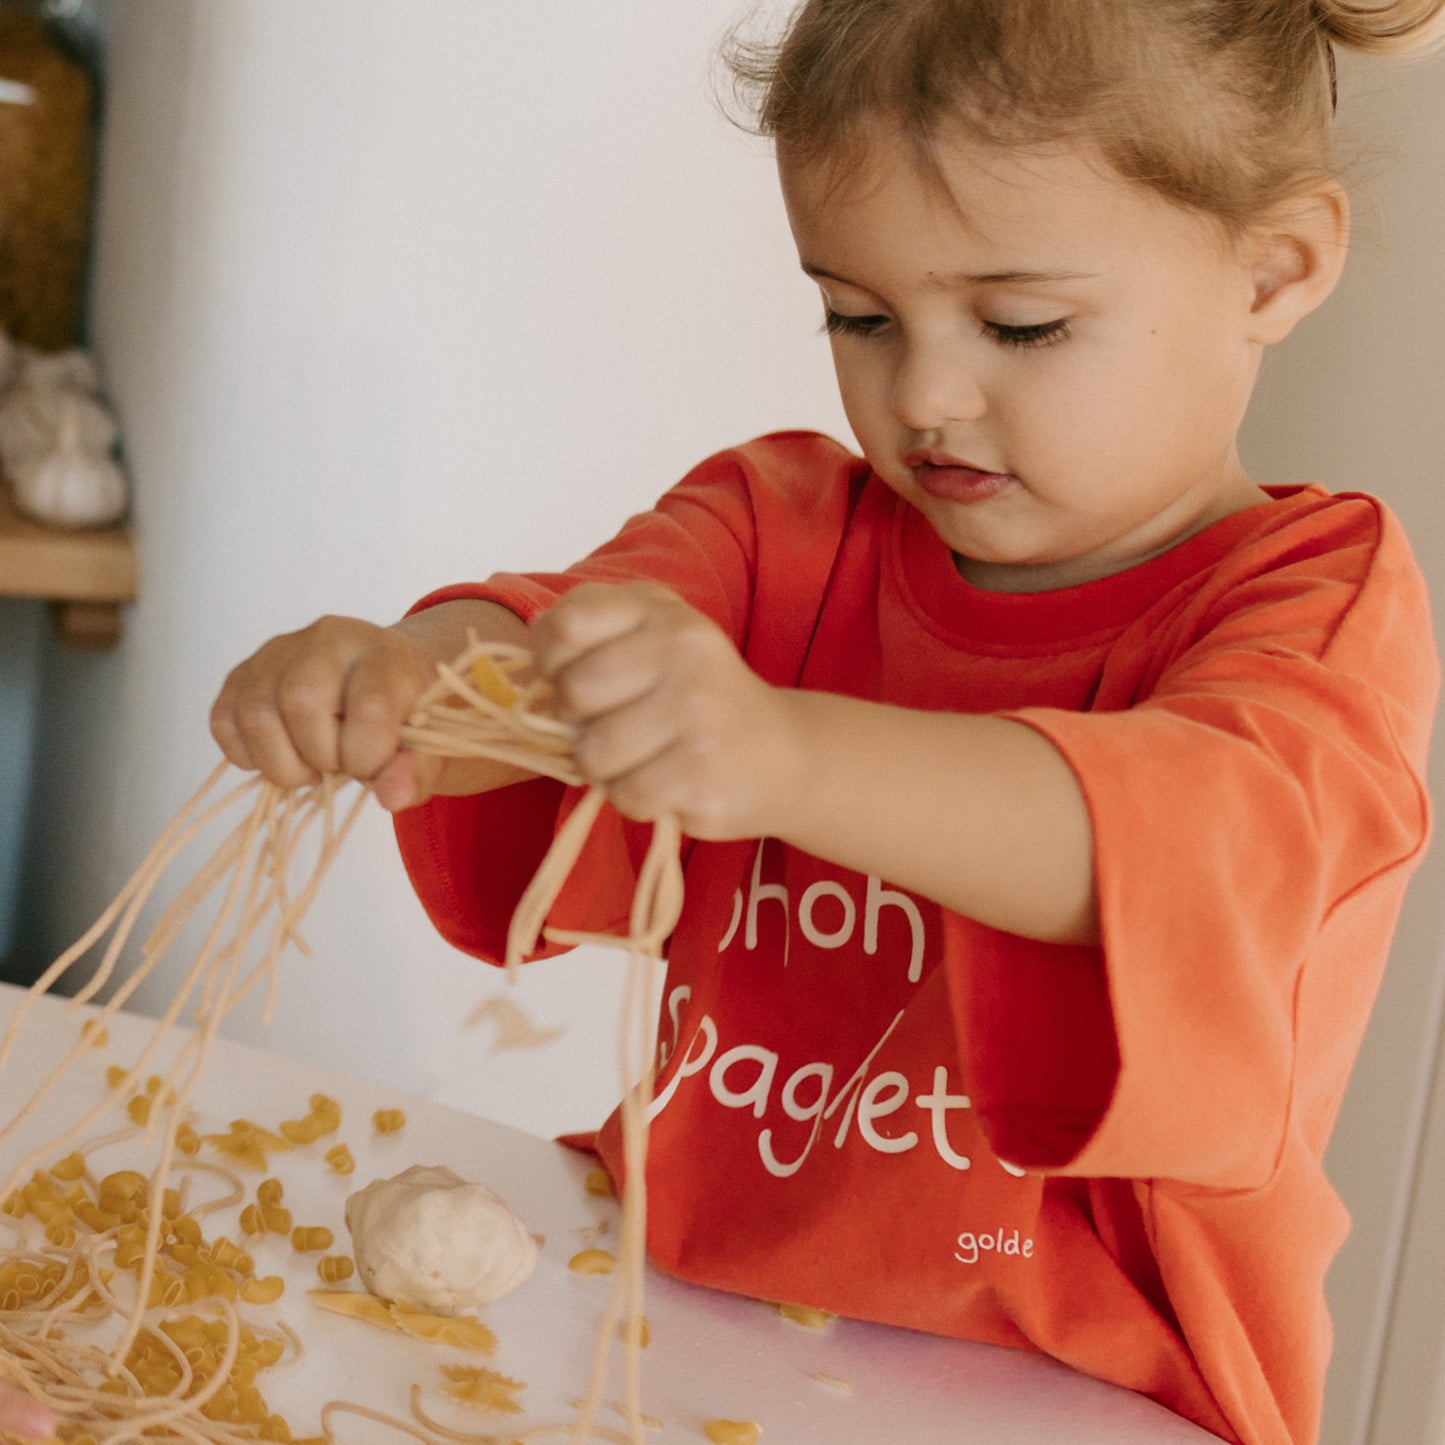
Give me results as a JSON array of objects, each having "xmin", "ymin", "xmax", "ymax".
[{"xmin": 371, "ymin": 769, "xmax": 414, "ymax": 815}]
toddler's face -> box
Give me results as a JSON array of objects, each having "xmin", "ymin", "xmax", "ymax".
[{"xmin": 780, "ymin": 132, "xmax": 1271, "ymax": 591}]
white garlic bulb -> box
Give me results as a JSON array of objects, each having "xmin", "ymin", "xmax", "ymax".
[
  {"xmin": 0, "ymin": 345, "xmax": 129, "ymax": 529},
  {"xmin": 7, "ymin": 391, "xmax": 126, "ymax": 528},
  {"xmin": 344, "ymin": 1164, "xmax": 538, "ymax": 1316},
  {"xmin": 22, "ymin": 347, "xmax": 102, "ymax": 396}
]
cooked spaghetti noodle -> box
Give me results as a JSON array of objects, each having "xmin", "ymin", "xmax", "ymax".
[{"xmin": 0, "ymin": 635, "xmax": 682, "ymax": 1445}]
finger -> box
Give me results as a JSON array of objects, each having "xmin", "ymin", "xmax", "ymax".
[
  {"xmin": 272, "ymin": 649, "xmax": 352, "ymax": 779},
  {"xmin": 571, "ymin": 685, "xmax": 686, "ymax": 789},
  {"xmin": 226, "ymin": 692, "xmax": 322, "ymax": 790},
  {"xmin": 602, "ymin": 737, "xmax": 717, "ymax": 831},
  {"xmin": 370, "ymin": 751, "xmax": 442, "ymax": 813},
  {"xmin": 532, "ymin": 583, "xmax": 661, "ymax": 677},
  {"xmin": 336, "ymin": 640, "xmax": 435, "ymax": 782},
  {"xmin": 209, "ymin": 679, "xmax": 258, "ymax": 771},
  {"xmin": 549, "ymin": 622, "xmax": 665, "ymax": 722},
  {"xmin": 0, "ymin": 1387, "xmax": 57, "ymax": 1442},
  {"xmin": 214, "ymin": 644, "xmax": 325, "ymax": 788}
]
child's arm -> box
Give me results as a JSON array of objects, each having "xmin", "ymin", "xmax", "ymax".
[
  {"xmin": 210, "ymin": 598, "xmax": 539, "ymax": 812},
  {"xmin": 532, "ymin": 582, "xmax": 1097, "ymax": 947},
  {"xmin": 214, "ymin": 582, "xmax": 1094, "ymax": 945},
  {"xmin": 774, "ymin": 694, "xmax": 1096, "ymax": 946}
]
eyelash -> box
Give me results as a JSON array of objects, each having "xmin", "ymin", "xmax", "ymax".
[{"xmin": 821, "ymin": 310, "xmax": 1072, "ymax": 350}]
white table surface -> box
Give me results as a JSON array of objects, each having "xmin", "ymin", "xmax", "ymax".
[{"xmin": 0, "ymin": 980, "xmax": 1220, "ymax": 1443}]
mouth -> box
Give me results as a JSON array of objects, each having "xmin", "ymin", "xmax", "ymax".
[{"xmin": 904, "ymin": 452, "xmax": 1016, "ymax": 505}]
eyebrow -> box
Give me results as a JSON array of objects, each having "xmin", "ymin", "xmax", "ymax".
[{"xmin": 801, "ymin": 262, "xmax": 1099, "ymax": 287}]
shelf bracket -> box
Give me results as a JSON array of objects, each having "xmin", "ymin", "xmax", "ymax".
[{"xmin": 49, "ymin": 598, "xmax": 124, "ymax": 649}]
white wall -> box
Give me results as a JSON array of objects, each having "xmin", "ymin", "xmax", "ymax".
[{"xmin": 20, "ymin": 0, "xmax": 846, "ymax": 1137}]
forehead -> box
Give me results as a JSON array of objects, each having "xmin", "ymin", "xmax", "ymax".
[{"xmin": 779, "ymin": 129, "xmax": 1227, "ymax": 282}]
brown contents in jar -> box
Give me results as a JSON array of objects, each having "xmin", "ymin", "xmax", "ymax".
[{"xmin": 0, "ymin": 16, "xmax": 94, "ymax": 348}]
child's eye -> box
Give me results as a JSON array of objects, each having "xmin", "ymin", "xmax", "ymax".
[
  {"xmin": 822, "ymin": 309, "xmax": 889, "ymax": 338},
  {"xmin": 983, "ymin": 318, "xmax": 1072, "ymax": 349}
]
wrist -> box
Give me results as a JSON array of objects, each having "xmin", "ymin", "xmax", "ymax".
[
  {"xmin": 750, "ymin": 684, "xmax": 816, "ymax": 841},
  {"xmin": 391, "ymin": 598, "xmax": 532, "ymax": 668}
]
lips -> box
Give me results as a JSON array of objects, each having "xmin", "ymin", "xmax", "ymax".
[{"xmin": 905, "ymin": 453, "xmax": 1016, "ymax": 504}]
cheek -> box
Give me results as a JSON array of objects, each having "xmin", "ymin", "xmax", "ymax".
[
  {"xmin": 1113, "ymin": 328, "xmax": 1244, "ymax": 462},
  {"xmin": 994, "ymin": 353, "xmax": 1120, "ymax": 462},
  {"xmin": 1126, "ymin": 300, "xmax": 1248, "ymax": 417},
  {"xmin": 829, "ymin": 348, "xmax": 893, "ymax": 438},
  {"xmin": 1029, "ymin": 338, "xmax": 1173, "ymax": 446}
]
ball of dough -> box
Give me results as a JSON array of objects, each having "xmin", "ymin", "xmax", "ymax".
[{"xmin": 344, "ymin": 1164, "xmax": 538, "ymax": 1315}]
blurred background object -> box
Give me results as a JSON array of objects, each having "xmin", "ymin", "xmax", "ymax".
[
  {"xmin": 0, "ymin": 0, "xmax": 98, "ymax": 349},
  {"xmin": 0, "ymin": 341, "xmax": 127, "ymax": 528}
]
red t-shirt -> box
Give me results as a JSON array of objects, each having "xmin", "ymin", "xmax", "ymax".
[{"xmin": 395, "ymin": 432, "xmax": 1437, "ymax": 1445}]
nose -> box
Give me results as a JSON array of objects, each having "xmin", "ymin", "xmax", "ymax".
[{"xmin": 891, "ymin": 333, "xmax": 986, "ymax": 432}]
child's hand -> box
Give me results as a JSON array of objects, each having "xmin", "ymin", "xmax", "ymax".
[
  {"xmin": 0, "ymin": 1384, "xmax": 54, "ymax": 1441},
  {"xmin": 210, "ymin": 616, "xmax": 443, "ymax": 812},
  {"xmin": 532, "ymin": 583, "xmax": 798, "ymax": 840}
]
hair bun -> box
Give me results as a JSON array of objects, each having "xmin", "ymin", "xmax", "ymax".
[{"xmin": 1311, "ymin": 0, "xmax": 1445, "ymax": 56}]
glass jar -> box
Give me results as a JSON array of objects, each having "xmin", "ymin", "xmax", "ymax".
[{"xmin": 0, "ymin": 0, "xmax": 96, "ymax": 349}]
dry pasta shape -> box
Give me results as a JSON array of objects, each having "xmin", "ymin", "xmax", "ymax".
[{"xmin": 465, "ymin": 996, "xmax": 565, "ymax": 1055}]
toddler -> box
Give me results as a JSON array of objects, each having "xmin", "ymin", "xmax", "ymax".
[{"xmin": 7, "ymin": 2, "xmax": 1441, "ymax": 1442}]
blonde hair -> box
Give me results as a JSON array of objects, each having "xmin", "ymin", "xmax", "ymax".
[{"xmin": 723, "ymin": 0, "xmax": 1445, "ymax": 236}]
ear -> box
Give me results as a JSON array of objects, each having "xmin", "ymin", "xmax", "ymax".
[{"xmin": 1241, "ymin": 183, "xmax": 1350, "ymax": 346}]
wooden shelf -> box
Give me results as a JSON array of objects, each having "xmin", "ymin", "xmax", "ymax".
[{"xmin": 0, "ymin": 487, "xmax": 137, "ymax": 648}]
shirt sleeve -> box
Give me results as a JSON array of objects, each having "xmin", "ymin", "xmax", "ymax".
[
  {"xmin": 952, "ymin": 497, "xmax": 1438, "ymax": 1189},
  {"xmin": 394, "ymin": 431, "xmax": 864, "ymax": 966}
]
